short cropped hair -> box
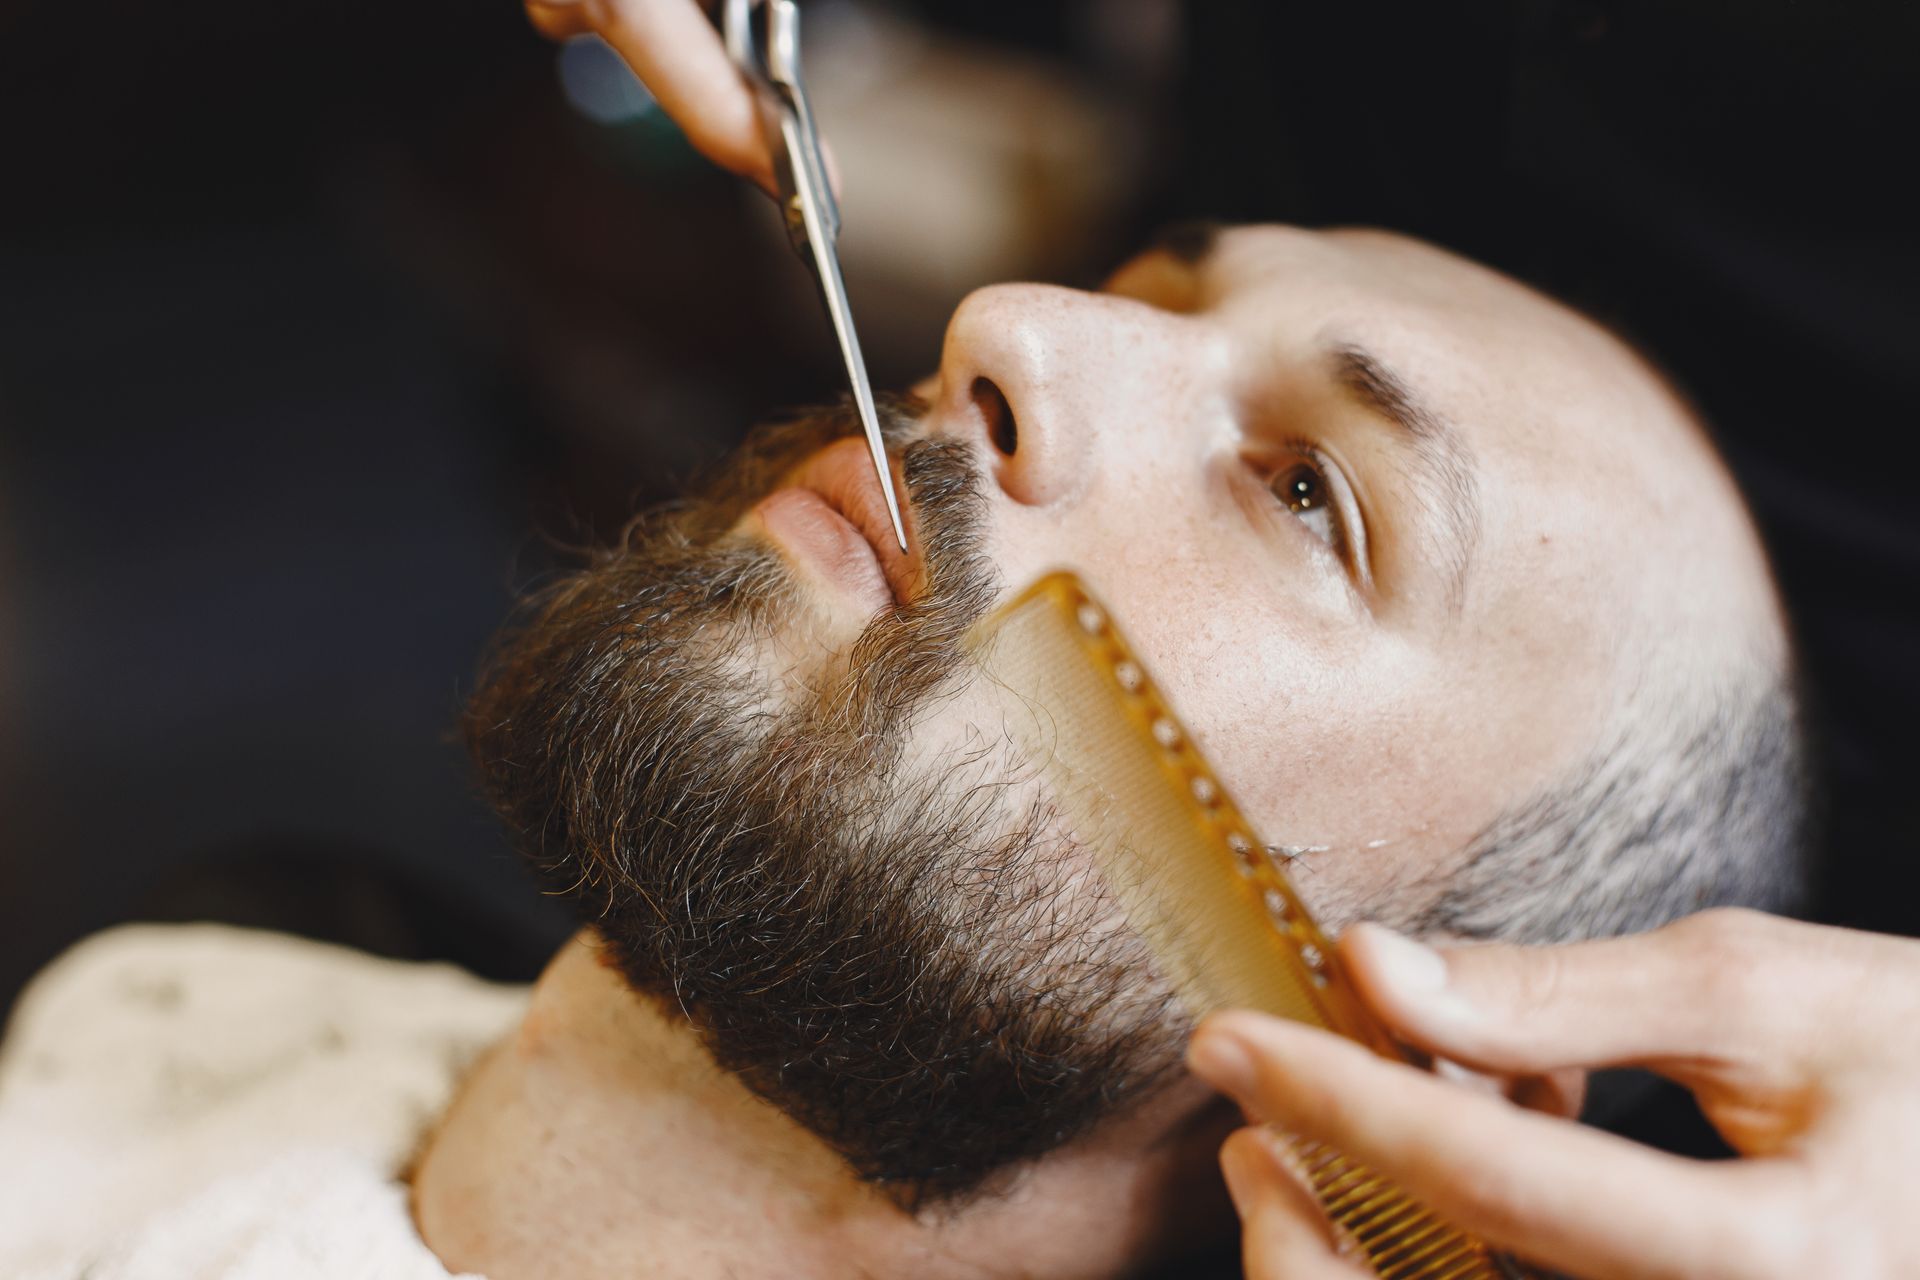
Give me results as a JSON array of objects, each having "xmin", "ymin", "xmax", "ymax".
[{"xmin": 1409, "ymin": 659, "xmax": 1810, "ymax": 944}]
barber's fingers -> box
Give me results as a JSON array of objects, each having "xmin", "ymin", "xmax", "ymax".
[
  {"xmin": 525, "ymin": 0, "xmax": 778, "ymax": 192},
  {"xmin": 1338, "ymin": 911, "xmax": 1887, "ymax": 1081},
  {"xmin": 1219, "ymin": 1127, "xmax": 1369, "ymax": 1280},
  {"xmin": 1190, "ymin": 1013, "xmax": 1811, "ymax": 1280}
]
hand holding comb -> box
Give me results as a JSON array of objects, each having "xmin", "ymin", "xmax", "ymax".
[{"xmin": 964, "ymin": 573, "xmax": 1532, "ymax": 1280}]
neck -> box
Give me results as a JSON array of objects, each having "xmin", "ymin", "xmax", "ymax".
[{"xmin": 412, "ymin": 933, "xmax": 1235, "ymax": 1280}]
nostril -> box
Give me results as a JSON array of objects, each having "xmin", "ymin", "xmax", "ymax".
[{"xmin": 972, "ymin": 377, "xmax": 1018, "ymax": 456}]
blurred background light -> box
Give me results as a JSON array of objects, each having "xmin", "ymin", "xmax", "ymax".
[{"xmin": 558, "ymin": 34, "xmax": 658, "ymax": 127}]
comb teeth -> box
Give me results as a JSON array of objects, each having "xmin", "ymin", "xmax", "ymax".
[
  {"xmin": 965, "ymin": 574, "xmax": 1524, "ymax": 1280},
  {"xmin": 1292, "ymin": 1141, "xmax": 1508, "ymax": 1279}
]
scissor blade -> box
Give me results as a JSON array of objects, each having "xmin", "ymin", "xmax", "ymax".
[
  {"xmin": 783, "ymin": 136, "xmax": 908, "ymax": 552},
  {"xmin": 821, "ymin": 274, "xmax": 909, "ymax": 554}
]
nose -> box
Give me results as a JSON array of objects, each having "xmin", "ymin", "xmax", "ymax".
[{"xmin": 930, "ymin": 283, "xmax": 1206, "ymax": 508}]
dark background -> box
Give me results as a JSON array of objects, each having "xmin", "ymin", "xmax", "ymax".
[{"xmin": 1, "ymin": 0, "xmax": 1914, "ymax": 1118}]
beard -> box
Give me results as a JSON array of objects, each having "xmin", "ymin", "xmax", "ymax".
[{"xmin": 463, "ymin": 400, "xmax": 1180, "ymax": 1206}]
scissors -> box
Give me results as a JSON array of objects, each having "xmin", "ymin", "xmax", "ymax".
[{"xmin": 723, "ymin": 0, "xmax": 908, "ymax": 552}]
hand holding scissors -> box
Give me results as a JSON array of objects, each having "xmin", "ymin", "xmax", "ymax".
[{"xmin": 525, "ymin": 0, "xmax": 907, "ymax": 550}]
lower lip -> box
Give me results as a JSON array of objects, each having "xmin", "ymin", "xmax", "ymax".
[{"xmin": 751, "ymin": 487, "xmax": 894, "ymax": 614}]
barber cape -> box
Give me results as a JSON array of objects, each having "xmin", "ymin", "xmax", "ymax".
[{"xmin": 0, "ymin": 924, "xmax": 527, "ymax": 1280}]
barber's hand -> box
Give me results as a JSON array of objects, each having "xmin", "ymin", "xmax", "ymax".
[
  {"xmin": 524, "ymin": 0, "xmax": 778, "ymax": 193},
  {"xmin": 1186, "ymin": 909, "xmax": 1920, "ymax": 1279}
]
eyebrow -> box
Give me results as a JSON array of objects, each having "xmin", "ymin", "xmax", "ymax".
[{"xmin": 1328, "ymin": 342, "xmax": 1482, "ymax": 612}]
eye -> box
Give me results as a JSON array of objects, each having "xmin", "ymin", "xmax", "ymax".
[{"xmin": 1270, "ymin": 459, "xmax": 1340, "ymax": 548}]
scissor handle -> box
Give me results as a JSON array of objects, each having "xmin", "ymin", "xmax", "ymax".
[{"xmin": 723, "ymin": 0, "xmax": 840, "ymax": 253}]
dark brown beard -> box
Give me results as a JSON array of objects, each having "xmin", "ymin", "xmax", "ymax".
[{"xmin": 462, "ymin": 401, "xmax": 1179, "ymax": 1206}]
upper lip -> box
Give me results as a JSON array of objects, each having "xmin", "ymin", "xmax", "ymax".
[{"xmin": 786, "ymin": 437, "xmax": 920, "ymax": 604}]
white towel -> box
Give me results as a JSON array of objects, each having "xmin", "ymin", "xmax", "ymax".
[{"xmin": 0, "ymin": 924, "xmax": 529, "ymax": 1279}]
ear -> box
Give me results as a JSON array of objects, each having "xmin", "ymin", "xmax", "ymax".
[{"xmin": 1434, "ymin": 1058, "xmax": 1587, "ymax": 1120}]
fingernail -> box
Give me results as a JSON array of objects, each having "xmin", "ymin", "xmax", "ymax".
[
  {"xmin": 1364, "ymin": 926, "xmax": 1447, "ymax": 991},
  {"xmin": 1432, "ymin": 1056, "xmax": 1497, "ymax": 1092},
  {"xmin": 1186, "ymin": 1026, "xmax": 1257, "ymax": 1101},
  {"xmin": 1362, "ymin": 926, "xmax": 1480, "ymax": 1027}
]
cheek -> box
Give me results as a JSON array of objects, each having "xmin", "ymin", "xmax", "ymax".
[
  {"xmin": 986, "ymin": 498, "xmax": 1399, "ymax": 835},
  {"xmin": 1146, "ymin": 631, "xmax": 1500, "ymax": 922},
  {"xmin": 1039, "ymin": 562, "xmax": 1522, "ymax": 915},
  {"xmin": 1065, "ymin": 543, "xmax": 1426, "ymax": 847},
  {"xmin": 1170, "ymin": 630, "xmax": 1438, "ymax": 843}
]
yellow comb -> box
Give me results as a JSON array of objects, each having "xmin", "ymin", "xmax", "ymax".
[{"xmin": 966, "ymin": 573, "xmax": 1525, "ymax": 1280}]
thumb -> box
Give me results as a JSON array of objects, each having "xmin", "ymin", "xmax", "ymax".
[{"xmin": 1339, "ymin": 911, "xmax": 1812, "ymax": 1079}]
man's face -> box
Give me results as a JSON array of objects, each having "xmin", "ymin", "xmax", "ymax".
[{"xmin": 467, "ymin": 225, "xmax": 1773, "ymax": 1205}]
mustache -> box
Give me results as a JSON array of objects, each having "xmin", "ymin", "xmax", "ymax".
[
  {"xmin": 706, "ymin": 396, "xmax": 1000, "ymax": 750},
  {"xmin": 600, "ymin": 391, "xmax": 993, "ymax": 660},
  {"xmin": 833, "ymin": 433, "xmax": 998, "ymax": 742},
  {"xmin": 673, "ymin": 392, "xmax": 933, "ymax": 544},
  {"xmin": 612, "ymin": 390, "xmax": 1001, "ymax": 753},
  {"xmin": 561, "ymin": 391, "xmax": 1002, "ymax": 794}
]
